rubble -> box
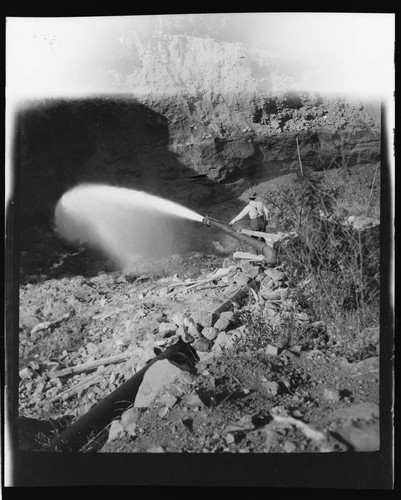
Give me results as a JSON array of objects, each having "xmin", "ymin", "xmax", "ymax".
[{"xmin": 18, "ymin": 245, "xmax": 381, "ymax": 456}]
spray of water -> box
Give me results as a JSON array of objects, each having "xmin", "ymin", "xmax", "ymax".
[{"xmin": 54, "ymin": 184, "xmax": 204, "ymax": 267}]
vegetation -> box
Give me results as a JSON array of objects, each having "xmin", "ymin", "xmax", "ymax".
[{"xmin": 238, "ymin": 165, "xmax": 381, "ymax": 361}]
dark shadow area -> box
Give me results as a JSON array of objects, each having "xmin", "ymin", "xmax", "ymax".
[
  {"xmin": 18, "ymin": 415, "xmax": 75, "ymax": 451},
  {"xmin": 14, "ymin": 95, "xmax": 246, "ymax": 281}
]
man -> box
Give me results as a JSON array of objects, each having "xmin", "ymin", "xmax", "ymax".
[{"xmin": 229, "ymin": 190, "xmax": 269, "ymax": 232}]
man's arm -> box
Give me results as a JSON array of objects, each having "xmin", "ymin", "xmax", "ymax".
[{"xmin": 229, "ymin": 205, "xmax": 250, "ymax": 225}]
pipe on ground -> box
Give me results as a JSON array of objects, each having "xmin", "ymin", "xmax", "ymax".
[
  {"xmin": 42, "ymin": 340, "xmax": 199, "ymax": 453},
  {"xmin": 203, "ymin": 216, "xmax": 276, "ymax": 263}
]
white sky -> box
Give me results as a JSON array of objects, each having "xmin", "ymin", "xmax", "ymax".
[
  {"xmin": 250, "ymin": 12, "xmax": 394, "ymax": 98},
  {"xmin": 6, "ymin": 13, "xmax": 395, "ymax": 101}
]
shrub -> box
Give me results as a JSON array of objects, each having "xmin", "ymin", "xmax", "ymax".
[{"xmin": 264, "ymin": 170, "xmax": 380, "ymax": 335}]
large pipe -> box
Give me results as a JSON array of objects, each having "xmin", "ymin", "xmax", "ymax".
[
  {"xmin": 42, "ymin": 340, "xmax": 199, "ymax": 453},
  {"xmin": 203, "ymin": 216, "xmax": 276, "ymax": 263}
]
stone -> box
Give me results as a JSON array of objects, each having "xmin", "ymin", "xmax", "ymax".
[
  {"xmin": 214, "ymin": 311, "xmax": 235, "ymax": 331},
  {"xmin": 171, "ymin": 312, "xmax": 186, "ymax": 327},
  {"xmin": 337, "ymin": 420, "xmax": 380, "ymax": 451},
  {"xmin": 265, "ymin": 344, "xmax": 279, "ymax": 356},
  {"xmin": 158, "ymin": 322, "xmax": 178, "ymax": 337},
  {"xmin": 192, "ymin": 337, "xmax": 213, "ymax": 352},
  {"xmin": 29, "ymin": 360, "xmax": 40, "ymax": 371},
  {"xmin": 233, "ymin": 272, "xmax": 249, "ymax": 287},
  {"xmin": 45, "ymin": 387, "xmax": 59, "ymax": 399},
  {"xmin": 121, "ymin": 407, "xmax": 142, "ymax": 429},
  {"xmin": 158, "ymin": 406, "xmax": 169, "ymax": 418},
  {"xmin": 181, "ymin": 330, "xmax": 195, "ymax": 343},
  {"xmin": 191, "ymin": 310, "xmax": 214, "ymax": 328},
  {"xmin": 184, "ymin": 317, "xmax": 200, "ymax": 337},
  {"xmin": 125, "ymin": 423, "xmax": 138, "ymax": 437},
  {"xmin": 298, "ymin": 312, "xmax": 309, "ymax": 321},
  {"xmin": 261, "ymin": 290, "xmax": 281, "ymax": 301},
  {"xmin": 202, "ymin": 326, "xmax": 219, "ymax": 341},
  {"xmin": 264, "ymin": 269, "xmax": 285, "ymax": 281},
  {"xmin": 225, "ymin": 433, "xmax": 235, "ymax": 444},
  {"xmin": 134, "ymin": 359, "xmax": 182, "ymax": 408},
  {"xmin": 323, "ymin": 388, "xmax": 341, "ymax": 402},
  {"xmin": 108, "ymin": 420, "xmax": 125, "ymax": 442},
  {"xmin": 19, "ymin": 367, "xmax": 33, "ymax": 379},
  {"xmin": 280, "ymin": 349, "xmax": 296, "ymax": 361},
  {"xmin": 283, "ymin": 440, "xmax": 297, "ymax": 453},
  {"xmin": 158, "ymin": 394, "xmax": 177, "ymax": 408},
  {"xmin": 265, "ymin": 307, "xmax": 278, "ymax": 317},
  {"xmin": 185, "ymin": 392, "xmax": 204, "ymax": 407},
  {"xmin": 212, "ymin": 332, "xmax": 231, "ymax": 351},
  {"xmin": 263, "ymin": 380, "xmax": 279, "ymax": 396},
  {"xmin": 270, "ymin": 119, "xmax": 281, "ymax": 130}
]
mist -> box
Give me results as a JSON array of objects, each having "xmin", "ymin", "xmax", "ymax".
[{"xmin": 54, "ymin": 184, "xmax": 204, "ymax": 267}]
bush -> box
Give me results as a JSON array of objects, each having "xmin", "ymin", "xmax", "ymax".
[{"xmin": 264, "ymin": 170, "xmax": 380, "ymax": 335}]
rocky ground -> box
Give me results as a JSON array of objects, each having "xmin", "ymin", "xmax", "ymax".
[{"xmin": 18, "ymin": 165, "xmax": 381, "ymax": 454}]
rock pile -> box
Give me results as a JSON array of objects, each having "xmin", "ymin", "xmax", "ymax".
[
  {"xmin": 145, "ymin": 256, "xmax": 315, "ymax": 356},
  {"xmin": 17, "ymin": 246, "xmax": 380, "ymax": 455}
]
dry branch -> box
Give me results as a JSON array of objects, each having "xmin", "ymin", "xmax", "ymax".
[
  {"xmin": 93, "ymin": 305, "xmax": 135, "ymax": 321},
  {"xmin": 30, "ymin": 313, "xmax": 70, "ymax": 335},
  {"xmin": 50, "ymin": 373, "xmax": 102, "ymax": 402},
  {"xmin": 166, "ymin": 269, "xmax": 231, "ymax": 297},
  {"xmin": 48, "ymin": 352, "xmax": 131, "ymax": 378}
]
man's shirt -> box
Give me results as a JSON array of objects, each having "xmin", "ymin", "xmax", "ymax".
[{"xmin": 230, "ymin": 200, "xmax": 269, "ymax": 224}]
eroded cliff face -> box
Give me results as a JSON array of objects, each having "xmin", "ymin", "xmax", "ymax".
[
  {"xmin": 15, "ymin": 34, "xmax": 380, "ymax": 260},
  {"xmin": 109, "ymin": 34, "xmax": 381, "ymax": 179}
]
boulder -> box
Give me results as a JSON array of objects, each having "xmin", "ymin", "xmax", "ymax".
[
  {"xmin": 158, "ymin": 322, "xmax": 178, "ymax": 338},
  {"xmin": 214, "ymin": 311, "xmax": 236, "ymax": 331},
  {"xmin": 264, "ymin": 269, "xmax": 286, "ymax": 282},
  {"xmin": 121, "ymin": 407, "xmax": 142, "ymax": 430},
  {"xmin": 298, "ymin": 312, "xmax": 309, "ymax": 322},
  {"xmin": 134, "ymin": 359, "xmax": 182, "ymax": 408},
  {"xmin": 171, "ymin": 312, "xmax": 186, "ymax": 327},
  {"xmin": 240, "ymin": 262, "xmax": 260, "ymax": 278},
  {"xmin": 107, "ymin": 420, "xmax": 125, "ymax": 442},
  {"xmin": 265, "ymin": 344, "xmax": 279, "ymax": 356},
  {"xmin": 191, "ymin": 310, "xmax": 214, "ymax": 329},
  {"xmin": 192, "ymin": 337, "xmax": 213, "ymax": 352},
  {"xmin": 202, "ymin": 326, "xmax": 219, "ymax": 341},
  {"xmin": 336, "ymin": 419, "xmax": 380, "ymax": 452},
  {"xmin": 323, "ymin": 387, "xmax": 341, "ymax": 402},
  {"xmin": 260, "ymin": 289, "xmax": 281, "ymax": 300},
  {"xmin": 212, "ymin": 332, "xmax": 232, "ymax": 351},
  {"xmin": 233, "ymin": 272, "xmax": 249, "ymax": 287}
]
